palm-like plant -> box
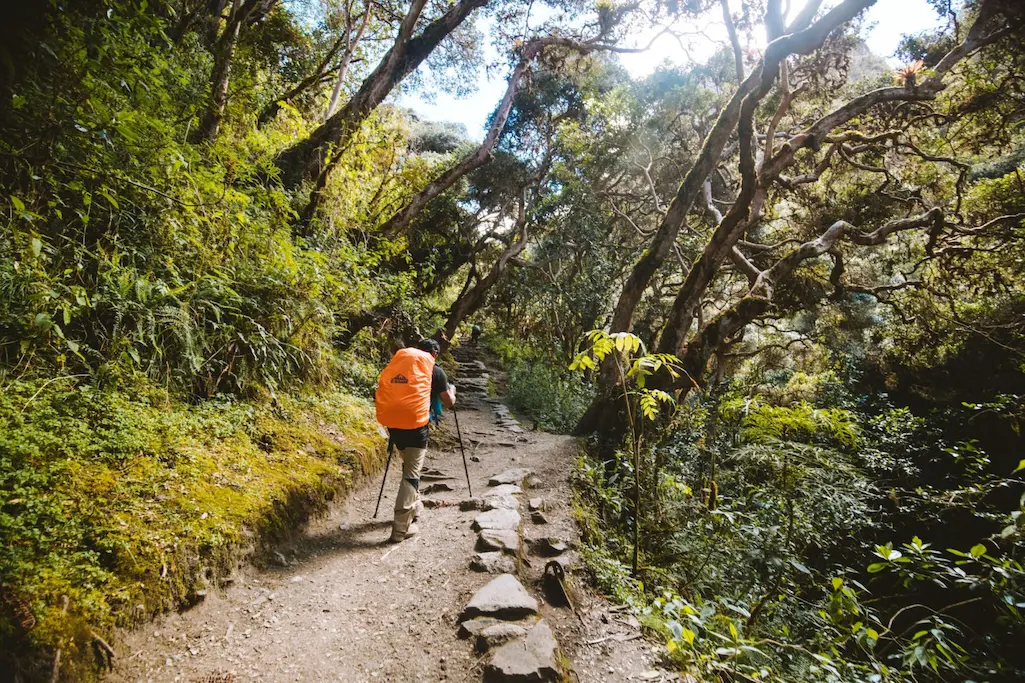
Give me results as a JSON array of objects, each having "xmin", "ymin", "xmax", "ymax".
[{"xmin": 896, "ymin": 59, "xmax": 926, "ymax": 88}]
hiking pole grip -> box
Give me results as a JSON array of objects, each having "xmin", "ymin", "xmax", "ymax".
[
  {"xmin": 453, "ymin": 406, "xmax": 472, "ymax": 497},
  {"xmin": 373, "ymin": 435, "xmax": 395, "ymax": 519}
]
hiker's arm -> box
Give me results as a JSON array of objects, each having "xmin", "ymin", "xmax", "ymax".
[{"xmin": 441, "ymin": 385, "xmax": 456, "ymax": 409}]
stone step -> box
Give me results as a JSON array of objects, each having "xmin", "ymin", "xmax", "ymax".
[
  {"xmin": 471, "ymin": 552, "xmax": 517, "ymax": 574},
  {"xmin": 459, "ymin": 574, "xmax": 538, "ymax": 622},
  {"xmin": 488, "ymin": 468, "xmax": 532, "ymax": 487},
  {"xmin": 483, "ymin": 619, "xmax": 561, "ymax": 683},
  {"xmin": 472, "ymin": 508, "xmax": 521, "ymax": 532}
]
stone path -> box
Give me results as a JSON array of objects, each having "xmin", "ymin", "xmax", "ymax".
[{"xmin": 108, "ymin": 339, "xmax": 678, "ymax": 683}]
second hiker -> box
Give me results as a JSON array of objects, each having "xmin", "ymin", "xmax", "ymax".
[{"xmin": 375, "ymin": 338, "xmax": 456, "ymax": 542}]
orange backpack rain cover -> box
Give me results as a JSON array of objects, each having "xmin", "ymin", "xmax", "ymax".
[{"xmin": 375, "ymin": 348, "xmax": 436, "ymax": 429}]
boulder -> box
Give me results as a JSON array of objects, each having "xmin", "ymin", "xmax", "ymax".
[
  {"xmin": 483, "ymin": 619, "xmax": 560, "ymax": 682},
  {"xmin": 459, "ymin": 574, "xmax": 538, "ymax": 622}
]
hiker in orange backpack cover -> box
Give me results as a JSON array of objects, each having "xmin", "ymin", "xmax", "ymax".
[{"xmin": 375, "ymin": 338, "xmax": 456, "ymax": 542}]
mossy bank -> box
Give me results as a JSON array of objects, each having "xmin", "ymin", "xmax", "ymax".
[{"xmin": 0, "ymin": 378, "xmax": 384, "ymax": 681}]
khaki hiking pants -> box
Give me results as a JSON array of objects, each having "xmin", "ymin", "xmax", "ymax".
[{"xmin": 393, "ymin": 446, "xmax": 427, "ymax": 536}]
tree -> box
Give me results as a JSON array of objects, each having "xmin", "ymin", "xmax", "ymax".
[
  {"xmin": 273, "ymin": 0, "xmax": 491, "ymax": 202},
  {"xmin": 576, "ymin": 0, "xmax": 1024, "ymax": 435},
  {"xmin": 193, "ymin": 0, "xmax": 278, "ymax": 142}
]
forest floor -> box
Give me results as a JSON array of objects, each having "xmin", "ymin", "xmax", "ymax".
[{"xmin": 107, "ymin": 347, "xmax": 680, "ymax": 683}]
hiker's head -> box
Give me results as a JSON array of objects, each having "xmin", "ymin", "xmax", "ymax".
[{"xmin": 416, "ymin": 338, "xmax": 440, "ymax": 357}]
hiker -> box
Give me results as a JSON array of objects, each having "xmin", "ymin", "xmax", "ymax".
[
  {"xmin": 375, "ymin": 338, "xmax": 456, "ymax": 542},
  {"xmin": 470, "ymin": 323, "xmax": 482, "ymax": 345}
]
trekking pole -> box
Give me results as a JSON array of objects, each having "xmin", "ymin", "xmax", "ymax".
[
  {"xmin": 453, "ymin": 406, "xmax": 473, "ymax": 497},
  {"xmin": 373, "ymin": 435, "xmax": 395, "ymax": 518}
]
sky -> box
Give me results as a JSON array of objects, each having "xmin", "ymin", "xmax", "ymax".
[{"xmin": 397, "ymin": 0, "xmax": 947, "ymax": 139}]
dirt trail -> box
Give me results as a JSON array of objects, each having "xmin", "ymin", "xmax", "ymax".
[{"xmin": 109, "ymin": 346, "xmax": 676, "ymax": 683}]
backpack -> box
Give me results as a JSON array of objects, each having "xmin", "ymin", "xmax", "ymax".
[{"xmin": 375, "ymin": 348, "xmax": 435, "ymax": 429}]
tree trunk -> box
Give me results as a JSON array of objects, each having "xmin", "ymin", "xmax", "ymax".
[
  {"xmin": 441, "ymin": 202, "xmax": 529, "ymax": 347},
  {"xmin": 378, "ymin": 45, "xmax": 536, "ymax": 237},
  {"xmin": 257, "ymin": 30, "xmax": 350, "ymax": 127},
  {"xmin": 274, "ymin": 0, "xmax": 487, "ymax": 191},
  {"xmin": 194, "ymin": 0, "xmax": 244, "ymax": 143},
  {"xmin": 324, "ymin": 3, "xmax": 372, "ymax": 121}
]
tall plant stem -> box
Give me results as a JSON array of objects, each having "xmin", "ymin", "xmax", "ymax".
[{"xmin": 614, "ymin": 353, "xmax": 641, "ymax": 576}]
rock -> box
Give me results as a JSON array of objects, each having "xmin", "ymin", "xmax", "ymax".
[
  {"xmin": 498, "ymin": 441, "xmax": 517, "ymax": 448},
  {"xmin": 423, "ymin": 482, "xmax": 454, "ymax": 494},
  {"xmin": 534, "ymin": 538, "xmax": 568, "ymax": 556},
  {"xmin": 483, "ymin": 494, "xmax": 519, "ymax": 511},
  {"xmin": 459, "ymin": 574, "xmax": 539, "ymax": 623},
  {"xmin": 471, "ymin": 552, "xmax": 517, "ymax": 574},
  {"xmin": 489, "ymin": 469, "xmax": 532, "ymax": 487},
  {"xmin": 488, "ymin": 484, "xmax": 523, "ymax": 496},
  {"xmin": 420, "ymin": 474, "xmax": 454, "ymax": 482},
  {"xmin": 477, "ymin": 529, "xmax": 521, "ymax": 555},
  {"xmin": 476, "ymin": 622, "xmax": 530, "ymax": 653},
  {"xmin": 528, "ymin": 498, "xmax": 543, "ymax": 511},
  {"xmin": 524, "ymin": 475, "xmax": 542, "ymax": 489},
  {"xmin": 531, "ymin": 511, "xmax": 548, "ymax": 525},
  {"xmin": 471, "ymin": 456, "xmax": 481, "ymax": 462},
  {"xmin": 483, "ymin": 619, "xmax": 560, "ymax": 682},
  {"xmin": 473, "ymin": 508, "xmax": 521, "ymax": 532},
  {"xmin": 458, "ymin": 617, "xmax": 503, "ymax": 639},
  {"xmin": 460, "ymin": 498, "xmax": 486, "ymax": 511},
  {"xmin": 272, "ymin": 551, "xmax": 289, "ymax": 567},
  {"xmin": 549, "ymin": 552, "xmax": 580, "ymax": 571}
]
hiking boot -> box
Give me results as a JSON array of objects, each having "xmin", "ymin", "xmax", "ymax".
[
  {"xmin": 413, "ymin": 500, "xmax": 424, "ymax": 522},
  {"xmin": 389, "ymin": 523, "xmax": 419, "ymax": 543}
]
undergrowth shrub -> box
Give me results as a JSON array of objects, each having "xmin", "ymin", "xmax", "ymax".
[
  {"xmin": 506, "ymin": 360, "xmax": 594, "ymax": 433},
  {"xmin": 0, "ymin": 377, "xmax": 382, "ymax": 679}
]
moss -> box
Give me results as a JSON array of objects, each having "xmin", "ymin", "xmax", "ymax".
[{"xmin": 0, "ymin": 378, "xmax": 385, "ymax": 681}]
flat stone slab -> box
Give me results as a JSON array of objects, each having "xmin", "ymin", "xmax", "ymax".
[
  {"xmin": 531, "ymin": 511, "xmax": 548, "ymax": 525},
  {"xmin": 488, "ymin": 484, "xmax": 523, "ymax": 496},
  {"xmin": 473, "ymin": 508, "xmax": 521, "ymax": 532},
  {"xmin": 458, "ymin": 617, "xmax": 503, "ymax": 639},
  {"xmin": 483, "ymin": 493, "xmax": 519, "ymax": 511},
  {"xmin": 477, "ymin": 529, "xmax": 521, "ymax": 555},
  {"xmin": 528, "ymin": 498, "xmax": 543, "ymax": 511},
  {"xmin": 460, "ymin": 574, "xmax": 538, "ymax": 622},
  {"xmin": 484, "ymin": 619, "xmax": 560, "ymax": 682},
  {"xmin": 476, "ymin": 622, "xmax": 530, "ymax": 653},
  {"xmin": 489, "ymin": 469, "xmax": 532, "ymax": 487},
  {"xmin": 471, "ymin": 551, "xmax": 517, "ymax": 574}
]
